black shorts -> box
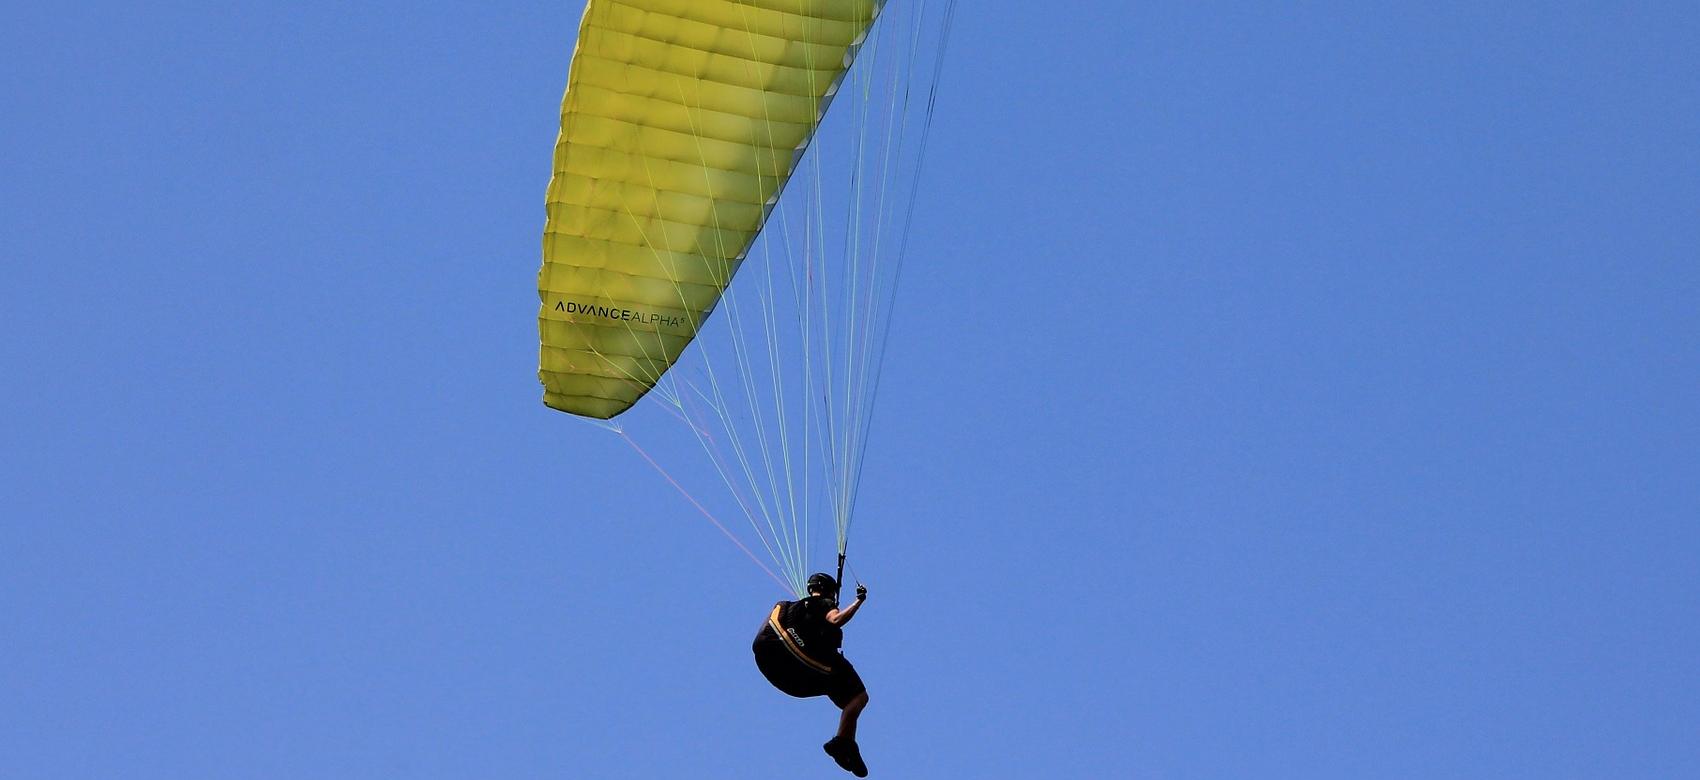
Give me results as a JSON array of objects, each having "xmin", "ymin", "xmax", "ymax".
[{"xmin": 752, "ymin": 627, "xmax": 866, "ymax": 708}]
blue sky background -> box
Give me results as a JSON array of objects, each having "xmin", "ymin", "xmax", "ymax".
[{"xmin": 4, "ymin": 2, "xmax": 1698, "ymax": 778}]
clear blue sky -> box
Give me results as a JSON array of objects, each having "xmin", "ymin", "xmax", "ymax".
[{"xmin": 4, "ymin": 3, "xmax": 1697, "ymax": 778}]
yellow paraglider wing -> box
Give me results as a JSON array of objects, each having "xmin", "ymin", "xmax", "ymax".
[{"xmin": 539, "ymin": 0, "xmax": 880, "ymax": 419}]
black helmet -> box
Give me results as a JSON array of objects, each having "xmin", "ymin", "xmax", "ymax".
[{"xmin": 806, "ymin": 572, "xmax": 839, "ymax": 597}]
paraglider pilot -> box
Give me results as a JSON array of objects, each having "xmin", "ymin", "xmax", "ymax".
[{"xmin": 753, "ymin": 572, "xmax": 871, "ymax": 777}]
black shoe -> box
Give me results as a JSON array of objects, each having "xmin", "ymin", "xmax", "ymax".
[{"xmin": 823, "ymin": 737, "xmax": 868, "ymax": 777}]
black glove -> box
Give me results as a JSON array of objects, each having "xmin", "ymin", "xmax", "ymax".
[{"xmin": 856, "ymin": 583, "xmax": 868, "ymax": 601}]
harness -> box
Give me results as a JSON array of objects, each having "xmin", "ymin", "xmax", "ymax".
[{"xmin": 767, "ymin": 603, "xmax": 834, "ymax": 674}]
